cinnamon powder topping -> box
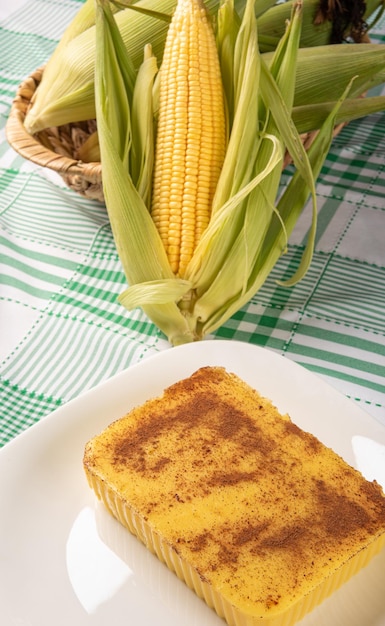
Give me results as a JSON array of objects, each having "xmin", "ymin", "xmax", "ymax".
[{"xmin": 84, "ymin": 366, "xmax": 385, "ymax": 616}]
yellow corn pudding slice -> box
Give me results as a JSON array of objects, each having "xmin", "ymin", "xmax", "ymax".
[{"xmin": 83, "ymin": 367, "xmax": 385, "ymax": 626}]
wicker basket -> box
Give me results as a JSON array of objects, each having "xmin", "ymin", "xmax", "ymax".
[
  {"xmin": 5, "ymin": 67, "xmax": 104, "ymax": 201},
  {"xmin": 6, "ymin": 66, "xmax": 347, "ymax": 203}
]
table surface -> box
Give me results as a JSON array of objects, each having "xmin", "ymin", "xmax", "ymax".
[{"xmin": 1, "ymin": 0, "xmax": 385, "ymax": 447}]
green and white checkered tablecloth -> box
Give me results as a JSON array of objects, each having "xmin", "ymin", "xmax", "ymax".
[{"xmin": 1, "ymin": 0, "xmax": 385, "ymax": 447}]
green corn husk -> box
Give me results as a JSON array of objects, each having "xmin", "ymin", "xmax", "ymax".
[
  {"xmin": 95, "ymin": 0, "xmax": 354, "ymax": 345},
  {"xmin": 25, "ymin": 0, "xmax": 98, "ymax": 130},
  {"xmin": 77, "ymin": 131, "xmax": 100, "ymax": 162},
  {"xmin": 25, "ymin": 0, "xmax": 222, "ymax": 133},
  {"xmin": 264, "ymin": 43, "xmax": 385, "ymax": 106},
  {"xmin": 53, "ymin": 0, "xmax": 99, "ymax": 46},
  {"xmin": 25, "ymin": 0, "xmax": 385, "ymax": 134},
  {"xmin": 293, "ymin": 94, "xmax": 385, "ymax": 135},
  {"xmin": 25, "ymin": 0, "xmax": 124, "ymax": 132},
  {"xmin": 257, "ymin": 0, "xmax": 385, "ymax": 51},
  {"xmin": 269, "ymin": 41, "xmax": 385, "ymax": 132},
  {"xmin": 25, "ymin": 0, "xmax": 181, "ymax": 133}
]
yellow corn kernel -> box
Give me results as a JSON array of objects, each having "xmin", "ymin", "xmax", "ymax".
[{"xmin": 151, "ymin": 0, "xmax": 226, "ymax": 277}]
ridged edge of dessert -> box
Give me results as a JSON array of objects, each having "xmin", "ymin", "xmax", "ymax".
[{"xmin": 84, "ymin": 467, "xmax": 385, "ymax": 626}]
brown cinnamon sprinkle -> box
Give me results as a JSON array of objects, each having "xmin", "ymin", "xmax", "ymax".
[
  {"xmin": 106, "ymin": 367, "xmax": 385, "ymax": 576},
  {"xmin": 113, "ymin": 391, "xmax": 276, "ymax": 472},
  {"xmin": 284, "ymin": 421, "xmax": 323, "ymax": 453}
]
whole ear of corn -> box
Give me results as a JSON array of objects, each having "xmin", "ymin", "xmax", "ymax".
[
  {"xmin": 151, "ymin": 0, "xmax": 227, "ymax": 277},
  {"xmin": 90, "ymin": 0, "xmax": 385, "ymax": 345}
]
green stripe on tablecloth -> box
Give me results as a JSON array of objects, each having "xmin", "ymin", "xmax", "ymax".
[
  {"xmin": 52, "ymin": 255, "xmax": 128, "ymax": 320},
  {"xmin": 0, "ymin": 83, "xmax": 21, "ymax": 101},
  {"xmin": 0, "ymin": 168, "xmax": 18, "ymax": 190},
  {"xmin": 89, "ymin": 223, "xmax": 119, "ymax": 257},
  {"xmin": 1, "ymin": 254, "xmax": 73, "ymax": 286},
  {"xmin": 0, "ymin": 29, "xmax": 57, "ymax": 78},
  {"xmin": 53, "ymin": 287, "xmax": 158, "ymax": 335},
  {"xmin": 7, "ymin": 0, "xmax": 83, "ymax": 35},
  {"xmin": 253, "ymin": 248, "xmax": 385, "ymax": 334},
  {"xmin": 247, "ymin": 248, "xmax": 328, "ymax": 312},
  {"xmin": 73, "ymin": 263, "xmax": 126, "ymax": 284},
  {"xmin": 215, "ymin": 309, "xmax": 385, "ymax": 399},
  {"xmin": 0, "ymin": 173, "xmax": 108, "ymax": 251},
  {"xmin": 0, "ymin": 235, "xmax": 79, "ymax": 269},
  {"xmin": 297, "ymin": 361, "xmax": 385, "ymax": 395},
  {"xmin": 293, "ymin": 321, "xmax": 385, "ymax": 356},
  {"xmin": 315, "ymin": 196, "xmax": 352, "ymax": 247},
  {"xmin": 286, "ymin": 341, "xmax": 385, "ymax": 382},
  {"xmin": 0, "ymin": 379, "xmax": 62, "ymax": 447},
  {"xmin": 0, "ymin": 233, "xmax": 80, "ymax": 305},
  {"xmin": 306, "ymin": 257, "xmax": 385, "ymax": 332},
  {"xmin": 1, "ymin": 274, "xmax": 57, "ymax": 300},
  {"xmin": 53, "ymin": 294, "xmax": 133, "ymax": 327},
  {"xmin": 338, "ymin": 112, "xmax": 385, "ymax": 147},
  {"xmin": 56, "ymin": 286, "xmax": 121, "ymax": 307},
  {"xmin": 321, "ymin": 152, "xmax": 382, "ymax": 192},
  {"xmin": 213, "ymin": 300, "xmax": 296, "ymax": 346},
  {"xmin": 0, "ymin": 0, "xmax": 81, "ymax": 40},
  {"xmin": 0, "ymin": 171, "xmax": 36, "ymax": 201},
  {"xmin": 1, "ymin": 313, "xmax": 162, "ymax": 404},
  {"xmin": 0, "ymin": 76, "xmax": 22, "ymax": 89}
]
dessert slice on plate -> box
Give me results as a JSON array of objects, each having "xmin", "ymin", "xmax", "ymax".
[{"xmin": 84, "ymin": 366, "xmax": 385, "ymax": 626}]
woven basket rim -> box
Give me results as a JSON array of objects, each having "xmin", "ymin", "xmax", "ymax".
[{"xmin": 5, "ymin": 66, "xmax": 102, "ymax": 184}]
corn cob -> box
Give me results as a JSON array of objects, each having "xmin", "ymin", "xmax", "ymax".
[{"xmin": 151, "ymin": 0, "xmax": 227, "ymax": 277}]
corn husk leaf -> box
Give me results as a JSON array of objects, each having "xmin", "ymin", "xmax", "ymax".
[
  {"xmin": 257, "ymin": 0, "xmax": 384, "ymax": 51},
  {"xmin": 119, "ymin": 279, "xmax": 192, "ymax": 307},
  {"xmin": 112, "ymin": 1, "xmax": 173, "ymax": 22},
  {"xmin": 28, "ymin": 0, "xmax": 104, "ymax": 118},
  {"xmin": 195, "ymin": 67, "xmax": 355, "ymax": 333},
  {"xmin": 216, "ymin": 0, "xmax": 240, "ymax": 124},
  {"xmin": 270, "ymin": 79, "xmax": 356, "ymax": 287},
  {"xmin": 130, "ymin": 44, "xmax": 158, "ymax": 205},
  {"xmin": 293, "ymin": 94, "xmax": 385, "ymax": 134},
  {"xmin": 25, "ymin": 0, "xmax": 181, "ymax": 133},
  {"xmin": 263, "ymin": 43, "xmax": 385, "ymax": 108},
  {"xmin": 77, "ymin": 131, "xmax": 101, "ymax": 162}
]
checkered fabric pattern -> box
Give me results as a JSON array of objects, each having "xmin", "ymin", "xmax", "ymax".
[{"xmin": 1, "ymin": 0, "xmax": 385, "ymax": 446}]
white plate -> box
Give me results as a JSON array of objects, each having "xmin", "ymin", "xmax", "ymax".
[{"xmin": 1, "ymin": 340, "xmax": 385, "ymax": 626}]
